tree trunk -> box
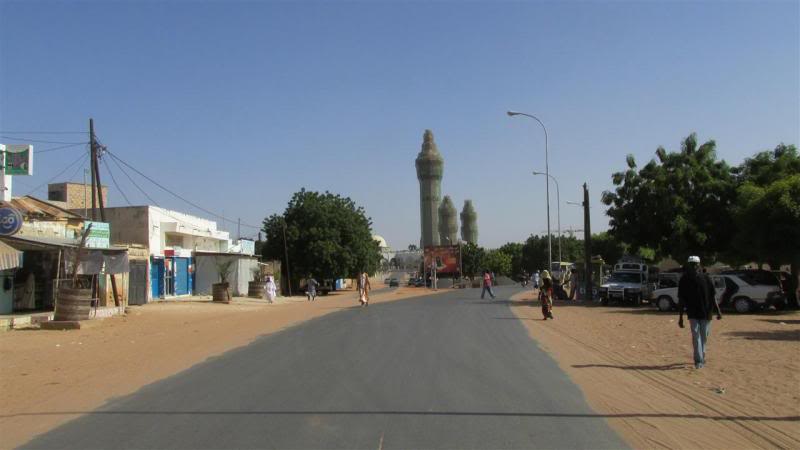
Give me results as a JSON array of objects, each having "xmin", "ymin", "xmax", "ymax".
[{"xmin": 790, "ymin": 257, "xmax": 799, "ymax": 309}]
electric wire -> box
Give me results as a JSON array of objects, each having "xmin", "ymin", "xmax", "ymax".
[
  {"xmin": 0, "ymin": 131, "xmax": 85, "ymax": 134},
  {"xmin": 36, "ymin": 142, "xmax": 89, "ymax": 153},
  {"xmin": 106, "ymin": 150, "xmax": 237, "ymax": 235},
  {"xmin": 23, "ymin": 152, "xmax": 89, "ymax": 196},
  {"xmin": 0, "ymin": 136, "xmax": 87, "ymax": 145},
  {"xmin": 107, "ymin": 150, "xmax": 161, "ymax": 207},
  {"xmin": 101, "ymin": 156, "xmax": 132, "ymax": 206},
  {"xmin": 105, "ymin": 150, "xmax": 261, "ymax": 230}
]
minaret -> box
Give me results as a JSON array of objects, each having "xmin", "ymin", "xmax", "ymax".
[
  {"xmin": 438, "ymin": 195, "xmax": 458, "ymax": 245},
  {"xmin": 460, "ymin": 200, "xmax": 478, "ymax": 245},
  {"xmin": 415, "ymin": 130, "xmax": 444, "ymax": 248}
]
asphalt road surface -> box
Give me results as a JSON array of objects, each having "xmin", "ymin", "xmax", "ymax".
[{"xmin": 24, "ymin": 286, "xmax": 626, "ymax": 449}]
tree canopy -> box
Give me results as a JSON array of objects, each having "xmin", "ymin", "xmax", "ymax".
[
  {"xmin": 261, "ymin": 189, "xmax": 381, "ymax": 287},
  {"xmin": 601, "ymin": 133, "xmax": 737, "ymax": 263}
]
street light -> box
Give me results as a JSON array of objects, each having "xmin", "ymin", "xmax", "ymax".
[
  {"xmin": 508, "ymin": 110, "xmax": 552, "ymax": 271},
  {"xmin": 533, "ymin": 171, "xmax": 561, "ymax": 264}
]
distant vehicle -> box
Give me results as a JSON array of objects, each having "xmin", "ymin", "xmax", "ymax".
[
  {"xmin": 384, "ymin": 278, "xmax": 391, "ymax": 285},
  {"xmin": 389, "ymin": 278, "xmax": 400, "ymax": 287},
  {"xmin": 414, "ymin": 278, "xmax": 426, "ymax": 287},
  {"xmin": 407, "ymin": 277, "xmax": 416, "ymax": 287},
  {"xmin": 650, "ymin": 275, "xmax": 725, "ymax": 312},
  {"xmin": 600, "ymin": 269, "xmax": 650, "ymax": 306},
  {"xmin": 550, "ymin": 261, "xmax": 573, "ymax": 284},
  {"xmin": 719, "ymin": 270, "xmax": 786, "ymax": 313}
]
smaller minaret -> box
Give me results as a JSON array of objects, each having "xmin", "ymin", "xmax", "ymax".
[
  {"xmin": 460, "ymin": 200, "xmax": 478, "ymax": 245},
  {"xmin": 438, "ymin": 195, "xmax": 458, "ymax": 245}
]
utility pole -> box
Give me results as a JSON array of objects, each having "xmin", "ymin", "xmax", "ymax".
[
  {"xmin": 89, "ymin": 119, "xmax": 121, "ymax": 307},
  {"xmin": 237, "ymin": 218, "xmax": 241, "ymax": 241},
  {"xmin": 89, "ymin": 119, "xmax": 97, "ymax": 220},
  {"xmin": 282, "ymin": 221, "xmax": 292, "ymax": 296},
  {"xmin": 583, "ymin": 183, "xmax": 592, "ymax": 304}
]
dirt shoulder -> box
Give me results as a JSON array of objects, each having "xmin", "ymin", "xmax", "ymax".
[
  {"xmin": 0, "ymin": 286, "xmax": 439, "ymax": 449},
  {"xmin": 510, "ymin": 290, "xmax": 800, "ymax": 449}
]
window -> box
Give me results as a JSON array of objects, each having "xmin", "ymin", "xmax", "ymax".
[{"xmin": 48, "ymin": 189, "xmax": 66, "ymax": 202}]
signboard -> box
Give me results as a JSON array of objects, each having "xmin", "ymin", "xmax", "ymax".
[
  {"xmin": 424, "ymin": 245, "xmax": 461, "ymax": 275},
  {"xmin": 0, "ymin": 206, "xmax": 23, "ymax": 236},
  {"xmin": 84, "ymin": 221, "xmax": 110, "ymax": 249},
  {"xmin": 4, "ymin": 145, "xmax": 33, "ymax": 176}
]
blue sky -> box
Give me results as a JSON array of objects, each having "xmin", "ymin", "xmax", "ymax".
[{"xmin": 1, "ymin": 0, "xmax": 798, "ymax": 249}]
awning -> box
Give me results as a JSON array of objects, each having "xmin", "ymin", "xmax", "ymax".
[{"xmin": 0, "ymin": 241, "xmax": 22, "ymax": 271}]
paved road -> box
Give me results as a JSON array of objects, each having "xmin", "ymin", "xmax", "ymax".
[{"xmin": 24, "ymin": 286, "xmax": 626, "ymax": 449}]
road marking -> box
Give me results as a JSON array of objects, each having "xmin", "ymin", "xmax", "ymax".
[{"xmin": 378, "ymin": 430, "xmax": 385, "ymax": 450}]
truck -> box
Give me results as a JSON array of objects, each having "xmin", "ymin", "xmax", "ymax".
[{"xmin": 599, "ymin": 261, "xmax": 653, "ymax": 306}]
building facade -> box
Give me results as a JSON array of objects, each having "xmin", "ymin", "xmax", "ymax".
[{"xmin": 48, "ymin": 182, "xmax": 108, "ymax": 210}]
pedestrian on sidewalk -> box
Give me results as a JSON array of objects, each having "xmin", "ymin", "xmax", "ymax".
[
  {"xmin": 678, "ymin": 256, "xmax": 723, "ymax": 369},
  {"xmin": 306, "ymin": 275, "xmax": 319, "ymax": 301},
  {"xmin": 264, "ymin": 275, "xmax": 277, "ymax": 304},
  {"xmin": 540, "ymin": 270, "xmax": 554, "ymax": 319},
  {"xmin": 358, "ymin": 271, "xmax": 371, "ymax": 307},
  {"xmin": 481, "ymin": 270, "xmax": 496, "ymax": 300}
]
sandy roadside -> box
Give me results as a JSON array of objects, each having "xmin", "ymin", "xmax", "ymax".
[
  {"xmin": 0, "ymin": 286, "xmax": 441, "ymax": 449},
  {"xmin": 510, "ymin": 290, "xmax": 800, "ymax": 449}
]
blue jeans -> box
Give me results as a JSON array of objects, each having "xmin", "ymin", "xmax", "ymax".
[
  {"xmin": 481, "ymin": 286, "xmax": 495, "ymax": 299},
  {"xmin": 689, "ymin": 319, "xmax": 712, "ymax": 366}
]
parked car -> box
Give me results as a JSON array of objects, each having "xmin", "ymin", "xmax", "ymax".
[
  {"xmin": 407, "ymin": 277, "xmax": 416, "ymax": 287},
  {"xmin": 384, "ymin": 278, "xmax": 391, "ymax": 285},
  {"xmin": 414, "ymin": 278, "xmax": 426, "ymax": 287},
  {"xmin": 599, "ymin": 270, "xmax": 651, "ymax": 306},
  {"xmin": 650, "ymin": 275, "xmax": 725, "ymax": 312},
  {"xmin": 389, "ymin": 278, "xmax": 400, "ymax": 287},
  {"xmin": 719, "ymin": 270, "xmax": 786, "ymax": 313}
]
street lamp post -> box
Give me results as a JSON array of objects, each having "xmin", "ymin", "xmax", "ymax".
[
  {"xmin": 508, "ymin": 111, "xmax": 552, "ymax": 272},
  {"xmin": 533, "ymin": 171, "xmax": 561, "ymax": 264}
]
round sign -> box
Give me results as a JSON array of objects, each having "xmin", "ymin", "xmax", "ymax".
[{"xmin": 0, "ymin": 206, "xmax": 23, "ymax": 236}]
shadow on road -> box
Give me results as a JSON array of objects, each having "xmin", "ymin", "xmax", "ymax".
[
  {"xmin": 724, "ymin": 330, "xmax": 800, "ymax": 341},
  {"xmin": 4, "ymin": 410, "xmax": 797, "ymax": 422},
  {"xmin": 572, "ymin": 363, "xmax": 687, "ymax": 371},
  {"xmin": 760, "ymin": 319, "xmax": 800, "ymax": 325}
]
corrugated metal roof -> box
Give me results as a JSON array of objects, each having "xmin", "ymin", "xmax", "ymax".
[
  {"xmin": 0, "ymin": 241, "xmax": 22, "ymax": 270},
  {"xmin": 8, "ymin": 196, "xmax": 83, "ymax": 220}
]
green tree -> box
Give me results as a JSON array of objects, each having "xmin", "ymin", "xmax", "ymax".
[
  {"xmin": 602, "ymin": 133, "xmax": 737, "ymax": 264},
  {"xmin": 498, "ymin": 242, "xmax": 524, "ymax": 280},
  {"xmin": 484, "ymin": 249, "xmax": 513, "ymax": 277},
  {"xmin": 262, "ymin": 189, "xmax": 381, "ymax": 291},
  {"xmin": 521, "ymin": 235, "xmax": 549, "ymax": 273},
  {"xmin": 590, "ymin": 232, "xmax": 626, "ymax": 265},
  {"xmin": 460, "ymin": 242, "xmax": 486, "ymax": 278},
  {"xmin": 733, "ymin": 144, "xmax": 800, "ymax": 187}
]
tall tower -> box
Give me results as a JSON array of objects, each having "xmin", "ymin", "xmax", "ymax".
[
  {"xmin": 460, "ymin": 199, "xmax": 478, "ymax": 245},
  {"xmin": 415, "ymin": 130, "xmax": 444, "ymax": 248},
  {"xmin": 438, "ymin": 195, "xmax": 458, "ymax": 245}
]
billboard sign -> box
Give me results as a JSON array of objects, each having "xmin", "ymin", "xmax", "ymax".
[
  {"xmin": 84, "ymin": 221, "xmax": 110, "ymax": 249},
  {"xmin": 423, "ymin": 245, "xmax": 461, "ymax": 275},
  {"xmin": 0, "ymin": 206, "xmax": 23, "ymax": 236},
  {"xmin": 4, "ymin": 145, "xmax": 33, "ymax": 175}
]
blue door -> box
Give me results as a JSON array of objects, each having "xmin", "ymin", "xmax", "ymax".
[
  {"xmin": 174, "ymin": 257, "xmax": 190, "ymax": 296},
  {"xmin": 150, "ymin": 258, "xmax": 164, "ymax": 299}
]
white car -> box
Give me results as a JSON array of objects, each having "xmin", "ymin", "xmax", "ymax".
[
  {"xmin": 719, "ymin": 271, "xmax": 787, "ymax": 313},
  {"xmin": 651, "ymin": 275, "xmax": 725, "ymax": 312}
]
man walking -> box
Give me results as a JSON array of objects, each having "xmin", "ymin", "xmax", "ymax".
[
  {"xmin": 678, "ymin": 256, "xmax": 722, "ymax": 369},
  {"xmin": 306, "ymin": 275, "xmax": 319, "ymax": 301},
  {"xmin": 481, "ymin": 270, "xmax": 496, "ymax": 300},
  {"xmin": 358, "ymin": 271, "xmax": 371, "ymax": 307}
]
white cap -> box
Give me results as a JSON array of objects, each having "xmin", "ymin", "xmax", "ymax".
[{"xmin": 688, "ymin": 256, "xmax": 701, "ymax": 263}]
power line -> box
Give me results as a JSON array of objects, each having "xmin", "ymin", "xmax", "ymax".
[
  {"xmin": 23, "ymin": 152, "xmax": 89, "ymax": 196},
  {"xmin": 0, "ymin": 131, "xmax": 85, "ymax": 134},
  {"xmin": 106, "ymin": 150, "xmax": 261, "ymax": 230},
  {"xmin": 0, "ymin": 136, "xmax": 86, "ymax": 145},
  {"xmin": 107, "ymin": 150, "xmax": 161, "ymax": 207},
  {"xmin": 36, "ymin": 142, "xmax": 89, "ymax": 154},
  {"xmin": 106, "ymin": 151, "xmax": 239, "ymax": 235},
  {"xmin": 101, "ymin": 156, "xmax": 132, "ymax": 206}
]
